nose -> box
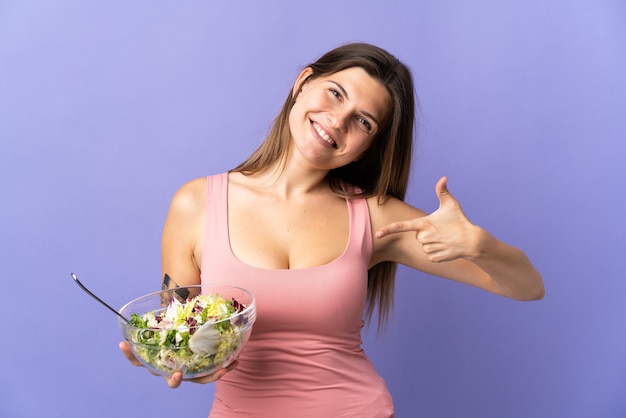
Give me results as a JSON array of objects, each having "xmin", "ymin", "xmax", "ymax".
[{"xmin": 327, "ymin": 109, "xmax": 350, "ymax": 132}]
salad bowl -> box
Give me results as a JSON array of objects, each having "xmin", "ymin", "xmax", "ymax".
[{"xmin": 119, "ymin": 284, "xmax": 256, "ymax": 379}]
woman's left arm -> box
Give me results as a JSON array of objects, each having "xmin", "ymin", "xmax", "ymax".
[{"xmin": 372, "ymin": 177, "xmax": 544, "ymax": 301}]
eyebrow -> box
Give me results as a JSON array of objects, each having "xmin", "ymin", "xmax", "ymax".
[{"xmin": 329, "ymin": 80, "xmax": 381, "ymax": 127}]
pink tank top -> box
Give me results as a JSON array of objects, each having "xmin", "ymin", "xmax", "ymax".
[{"xmin": 201, "ymin": 173, "xmax": 394, "ymax": 418}]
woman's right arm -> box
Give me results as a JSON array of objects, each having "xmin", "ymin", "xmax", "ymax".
[
  {"xmin": 120, "ymin": 177, "xmax": 237, "ymax": 388},
  {"xmin": 160, "ymin": 177, "xmax": 207, "ymax": 289}
]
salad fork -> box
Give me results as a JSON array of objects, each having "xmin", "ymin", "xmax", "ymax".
[{"xmin": 71, "ymin": 272, "xmax": 131, "ymax": 324}]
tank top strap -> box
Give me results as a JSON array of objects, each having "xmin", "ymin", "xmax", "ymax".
[
  {"xmin": 344, "ymin": 191, "xmax": 373, "ymax": 265},
  {"xmin": 202, "ymin": 173, "xmax": 230, "ymax": 270}
]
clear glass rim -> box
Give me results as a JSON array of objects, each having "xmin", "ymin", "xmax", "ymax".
[{"xmin": 118, "ymin": 284, "xmax": 256, "ymax": 330}]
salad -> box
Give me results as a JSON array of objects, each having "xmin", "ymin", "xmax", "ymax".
[{"xmin": 127, "ymin": 292, "xmax": 249, "ymax": 377}]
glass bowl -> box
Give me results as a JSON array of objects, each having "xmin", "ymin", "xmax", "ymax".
[{"xmin": 119, "ymin": 284, "xmax": 256, "ymax": 378}]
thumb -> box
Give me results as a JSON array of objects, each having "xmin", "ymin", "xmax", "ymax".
[{"xmin": 435, "ymin": 176, "xmax": 455, "ymax": 208}]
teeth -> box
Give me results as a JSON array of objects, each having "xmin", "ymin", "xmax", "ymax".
[{"xmin": 313, "ymin": 123, "xmax": 336, "ymax": 146}]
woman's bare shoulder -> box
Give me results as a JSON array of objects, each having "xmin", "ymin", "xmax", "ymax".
[{"xmin": 168, "ymin": 177, "xmax": 207, "ymax": 218}]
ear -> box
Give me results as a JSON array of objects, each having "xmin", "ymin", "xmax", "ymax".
[{"xmin": 292, "ymin": 67, "xmax": 314, "ymax": 98}]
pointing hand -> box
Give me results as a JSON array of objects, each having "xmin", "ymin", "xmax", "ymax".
[{"xmin": 376, "ymin": 177, "xmax": 483, "ymax": 262}]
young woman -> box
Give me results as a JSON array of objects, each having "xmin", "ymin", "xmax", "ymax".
[{"xmin": 121, "ymin": 43, "xmax": 544, "ymax": 417}]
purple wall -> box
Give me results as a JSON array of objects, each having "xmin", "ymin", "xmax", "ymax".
[{"xmin": 2, "ymin": 1, "xmax": 625, "ymax": 417}]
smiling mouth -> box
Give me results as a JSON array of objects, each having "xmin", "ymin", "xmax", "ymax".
[{"xmin": 312, "ymin": 122, "xmax": 337, "ymax": 148}]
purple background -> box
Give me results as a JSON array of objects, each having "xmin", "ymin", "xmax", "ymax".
[{"xmin": 2, "ymin": 1, "xmax": 625, "ymax": 417}]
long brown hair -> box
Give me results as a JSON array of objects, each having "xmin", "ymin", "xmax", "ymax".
[{"xmin": 233, "ymin": 43, "xmax": 416, "ymax": 330}]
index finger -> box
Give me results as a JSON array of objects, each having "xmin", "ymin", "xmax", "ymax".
[{"xmin": 375, "ymin": 218, "xmax": 425, "ymax": 239}]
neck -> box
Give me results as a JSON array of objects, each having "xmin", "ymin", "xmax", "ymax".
[{"xmin": 253, "ymin": 157, "xmax": 331, "ymax": 199}]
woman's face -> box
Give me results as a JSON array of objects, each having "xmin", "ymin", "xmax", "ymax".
[{"xmin": 288, "ymin": 66, "xmax": 391, "ymax": 170}]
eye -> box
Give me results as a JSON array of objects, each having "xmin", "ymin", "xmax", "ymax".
[
  {"xmin": 356, "ymin": 116, "xmax": 372, "ymax": 132},
  {"xmin": 329, "ymin": 88, "xmax": 341, "ymax": 99}
]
